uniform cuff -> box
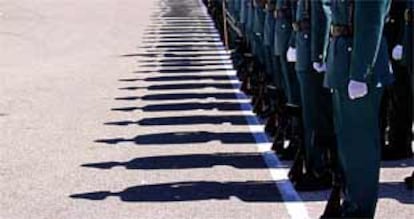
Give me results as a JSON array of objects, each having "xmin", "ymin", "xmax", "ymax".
[
  {"xmin": 311, "ymin": 54, "xmax": 324, "ymax": 63},
  {"xmin": 349, "ymin": 72, "xmax": 368, "ymax": 83}
]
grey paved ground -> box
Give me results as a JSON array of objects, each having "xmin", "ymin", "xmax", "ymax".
[{"xmin": 0, "ymin": 0, "xmax": 412, "ymax": 218}]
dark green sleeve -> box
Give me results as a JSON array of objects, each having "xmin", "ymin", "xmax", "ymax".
[
  {"xmin": 288, "ymin": 0, "xmax": 297, "ymax": 48},
  {"xmin": 311, "ymin": 0, "xmax": 330, "ymax": 62},
  {"xmin": 288, "ymin": 31, "xmax": 296, "ymax": 47},
  {"xmin": 349, "ymin": 0, "xmax": 389, "ymax": 82},
  {"xmin": 402, "ymin": 1, "xmax": 414, "ymax": 65},
  {"xmin": 395, "ymin": 1, "xmax": 406, "ymax": 45}
]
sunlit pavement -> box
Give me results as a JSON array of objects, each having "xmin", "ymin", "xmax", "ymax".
[{"xmin": 0, "ymin": 0, "xmax": 412, "ymax": 218}]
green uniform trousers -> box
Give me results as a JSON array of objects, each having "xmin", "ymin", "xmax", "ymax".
[
  {"xmin": 274, "ymin": 18, "xmax": 301, "ymax": 105},
  {"xmin": 297, "ymin": 72, "xmax": 333, "ymax": 174},
  {"xmin": 332, "ymin": 83, "xmax": 383, "ymax": 217}
]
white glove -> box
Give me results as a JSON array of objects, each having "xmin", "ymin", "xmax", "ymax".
[
  {"xmin": 287, "ymin": 47, "xmax": 297, "ymax": 62},
  {"xmin": 313, "ymin": 62, "xmax": 327, "ymax": 73},
  {"xmin": 348, "ymin": 80, "xmax": 368, "ymax": 100},
  {"xmin": 392, "ymin": 45, "xmax": 403, "ymax": 61}
]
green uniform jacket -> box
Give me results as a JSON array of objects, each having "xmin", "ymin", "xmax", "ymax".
[
  {"xmin": 324, "ymin": 0, "xmax": 394, "ymax": 88},
  {"xmin": 274, "ymin": 0, "xmax": 295, "ymax": 55},
  {"xmin": 294, "ymin": 0, "xmax": 312, "ymax": 72},
  {"xmin": 311, "ymin": 0, "xmax": 331, "ymax": 63},
  {"xmin": 403, "ymin": 0, "xmax": 414, "ymax": 72},
  {"xmin": 253, "ymin": 0, "xmax": 266, "ymax": 37},
  {"xmin": 240, "ymin": 0, "xmax": 247, "ymax": 27},
  {"xmin": 264, "ymin": 0, "xmax": 276, "ymax": 47}
]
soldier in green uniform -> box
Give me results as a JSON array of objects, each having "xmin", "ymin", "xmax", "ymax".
[
  {"xmin": 232, "ymin": 0, "xmax": 242, "ymax": 22},
  {"xmin": 272, "ymin": 0, "xmax": 302, "ymax": 159},
  {"xmin": 253, "ymin": 0, "xmax": 267, "ymax": 96},
  {"xmin": 228, "ymin": 0, "xmax": 242, "ymax": 34},
  {"xmin": 252, "ymin": 0, "xmax": 266, "ymax": 66},
  {"xmin": 262, "ymin": 0, "xmax": 285, "ymax": 116},
  {"xmin": 240, "ymin": 0, "xmax": 249, "ymax": 33},
  {"xmin": 261, "ymin": 0, "xmax": 289, "ymax": 150},
  {"xmin": 243, "ymin": 0, "xmax": 261, "ymax": 94},
  {"xmin": 225, "ymin": 0, "xmax": 240, "ymax": 50},
  {"xmin": 321, "ymin": 0, "xmax": 393, "ymax": 217},
  {"xmin": 263, "ymin": 0, "xmax": 276, "ymax": 83},
  {"xmin": 286, "ymin": 0, "xmax": 334, "ymax": 191},
  {"xmin": 401, "ymin": 0, "xmax": 414, "ymax": 190},
  {"xmin": 381, "ymin": 0, "xmax": 413, "ymax": 160},
  {"xmin": 245, "ymin": 0, "xmax": 255, "ymax": 48},
  {"xmin": 274, "ymin": 0, "xmax": 300, "ymax": 107},
  {"xmin": 236, "ymin": 0, "xmax": 257, "ymax": 94}
]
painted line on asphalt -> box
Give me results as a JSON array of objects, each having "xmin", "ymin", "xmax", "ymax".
[
  {"xmin": 222, "ymin": 57, "xmax": 310, "ymax": 219},
  {"xmin": 195, "ymin": 1, "xmax": 310, "ymax": 218}
]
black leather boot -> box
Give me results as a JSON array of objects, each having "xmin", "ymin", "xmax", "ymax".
[
  {"xmin": 279, "ymin": 104, "xmax": 302, "ymax": 160},
  {"xmin": 279, "ymin": 134, "xmax": 299, "ymax": 160},
  {"xmin": 260, "ymin": 85, "xmax": 282, "ymax": 119},
  {"xmin": 272, "ymin": 132, "xmax": 286, "ymax": 154},
  {"xmin": 288, "ymin": 146, "xmax": 304, "ymax": 183},
  {"xmin": 271, "ymin": 114, "xmax": 289, "ymax": 155},
  {"xmin": 382, "ymin": 145, "xmax": 413, "ymax": 161},
  {"xmin": 405, "ymin": 172, "xmax": 414, "ymax": 190},
  {"xmin": 320, "ymin": 184, "xmax": 342, "ymax": 218},
  {"xmin": 264, "ymin": 114, "xmax": 277, "ymax": 136},
  {"xmin": 293, "ymin": 172, "xmax": 332, "ymax": 191}
]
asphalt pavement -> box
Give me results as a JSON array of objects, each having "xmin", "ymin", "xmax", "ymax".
[{"xmin": 0, "ymin": 0, "xmax": 412, "ymax": 218}]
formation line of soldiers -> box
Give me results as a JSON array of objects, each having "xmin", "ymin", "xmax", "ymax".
[{"xmin": 204, "ymin": 0, "xmax": 413, "ymax": 218}]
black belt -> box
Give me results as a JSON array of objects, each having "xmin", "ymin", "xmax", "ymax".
[
  {"xmin": 273, "ymin": 9, "xmax": 291, "ymax": 19},
  {"xmin": 330, "ymin": 25, "xmax": 353, "ymax": 37},
  {"xmin": 405, "ymin": 9, "xmax": 414, "ymax": 23},
  {"xmin": 292, "ymin": 21, "xmax": 310, "ymax": 32},
  {"xmin": 265, "ymin": 3, "xmax": 276, "ymax": 12},
  {"xmin": 253, "ymin": 0, "xmax": 265, "ymax": 9}
]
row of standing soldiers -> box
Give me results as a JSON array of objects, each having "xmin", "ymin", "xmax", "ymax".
[{"xmin": 205, "ymin": 0, "xmax": 413, "ymax": 218}]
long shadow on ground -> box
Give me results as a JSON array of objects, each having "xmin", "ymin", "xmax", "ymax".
[{"xmin": 94, "ymin": 131, "xmax": 266, "ymax": 145}]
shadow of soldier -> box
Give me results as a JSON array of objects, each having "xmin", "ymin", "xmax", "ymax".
[
  {"xmin": 138, "ymin": 57, "xmax": 226, "ymax": 63},
  {"xmin": 118, "ymin": 82, "xmax": 237, "ymax": 91},
  {"xmin": 94, "ymin": 131, "xmax": 266, "ymax": 145},
  {"xmin": 132, "ymin": 67, "xmax": 234, "ymax": 74},
  {"xmin": 80, "ymin": 152, "xmax": 283, "ymax": 170},
  {"xmin": 70, "ymin": 181, "xmax": 285, "ymax": 202},
  {"xmin": 111, "ymin": 102, "xmax": 250, "ymax": 112},
  {"xmin": 112, "ymin": 92, "xmax": 247, "ymax": 104},
  {"xmin": 129, "ymin": 75, "xmax": 236, "ymax": 82},
  {"xmin": 139, "ymin": 92, "xmax": 246, "ymax": 101},
  {"xmin": 103, "ymin": 115, "xmax": 254, "ymax": 126}
]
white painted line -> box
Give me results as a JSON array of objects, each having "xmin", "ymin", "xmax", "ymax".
[
  {"xmin": 147, "ymin": 25, "xmax": 217, "ymax": 28},
  {"xmin": 224, "ymin": 65, "xmax": 310, "ymax": 219},
  {"xmin": 136, "ymin": 56, "xmax": 233, "ymax": 62},
  {"xmin": 195, "ymin": 0, "xmax": 310, "ymax": 218}
]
